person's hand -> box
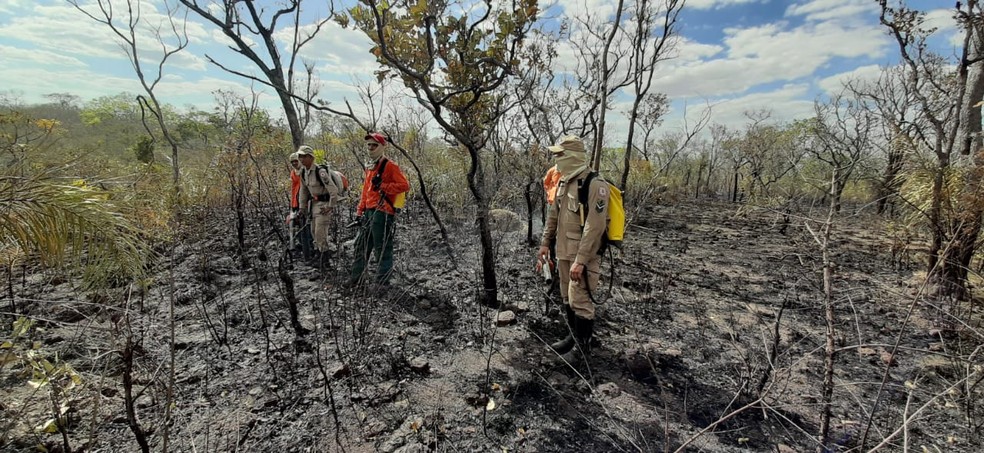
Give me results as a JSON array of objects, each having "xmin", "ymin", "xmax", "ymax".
[
  {"xmin": 371, "ymin": 173, "xmax": 382, "ymax": 190},
  {"xmin": 319, "ymin": 205, "xmax": 332, "ymax": 216},
  {"xmin": 570, "ymin": 262, "xmax": 585, "ymax": 284},
  {"xmin": 535, "ymin": 246, "xmax": 550, "ymax": 273}
]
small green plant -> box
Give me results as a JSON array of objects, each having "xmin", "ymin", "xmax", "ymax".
[{"xmin": 2, "ymin": 317, "xmax": 82, "ymax": 452}]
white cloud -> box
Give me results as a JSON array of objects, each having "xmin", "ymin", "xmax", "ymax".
[
  {"xmin": 555, "ymin": 0, "xmax": 618, "ymax": 21},
  {"xmin": 0, "ymin": 44, "xmax": 86, "ymax": 68},
  {"xmin": 923, "ymin": 8, "xmax": 958, "ymax": 33},
  {"xmin": 704, "ymin": 83, "xmax": 816, "ymax": 128},
  {"xmin": 282, "ymin": 22, "xmax": 379, "ymax": 77},
  {"xmin": 785, "ymin": 0, "xmax": 877, "ymax": 23},
  {"xmin": 687, "ymin": 0, "xmax": 765, "ymax": 10},
  {"xmin": 817, "ymin": 64, "xmax": 883, "ymax": 95},
  {"xmin": 0, "ymin": 65, "xmax": 142, "ymax": 102},
  {"xmin": 0, "ymin": 0, "xmax": 32, "ymax": 14},
  {"xmin": 650, "ymin": 19, "xmax": 886, "ymax": 99},
  {"xmin": 0, "ymin": 2, "xmax": 208, "ymax": 63}
]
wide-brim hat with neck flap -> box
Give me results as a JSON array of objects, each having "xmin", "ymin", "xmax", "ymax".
[{"xmin": 547, "ymin": 135, "xmax": 586, "ymax": 154}]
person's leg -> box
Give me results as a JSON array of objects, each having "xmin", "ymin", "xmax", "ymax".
[
  {"xmin": 349, "ymin": 214, "xmax": 373, "ymax": 284},
  {"xmin": 312, "ymin": 203, "xmax": 330, "ymax": 253},
  {"xmin": 375, "ymin": 213, "xmax": 395, "ymax": 283},
  {"xmin": 560, "ymin": 256, "xmax": 600, "ymax": 364},
  {"xmin": 567, "ymin": 257, "xmax": 599, "ymax": 321},
  {"xmin": 550, "ymin": 260, "xmax": 576, "ymax": 353},
  {"xmin": 299, "ymin": 218, "xmax": 314, "ymax": 262}
]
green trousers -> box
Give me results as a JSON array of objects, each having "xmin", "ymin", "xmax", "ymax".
[{"xmin": 350, "ymin": 209, "xmax": 396, "ymax": 284}]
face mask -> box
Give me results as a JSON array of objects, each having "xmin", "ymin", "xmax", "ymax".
[
  {"xmin": 368, "ymin": 144, "xmax": 384, "ymax": 160},
  {"xmin": 554, "ymin": 152, "xmax": 585, "ymax": 176}
]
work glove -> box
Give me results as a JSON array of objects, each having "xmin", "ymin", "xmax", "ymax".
[{"xmin": 371, "ymin": 173, "xmax": 382, "ymax": 190}]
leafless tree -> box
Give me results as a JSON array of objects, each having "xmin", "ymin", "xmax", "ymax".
[
  {"xmin": 178, "ymin": 0, "xmax": 334, "ymax": 148},
  {"xmin": 70, "ymin": 0, "xmax": 189, "ymax": 190},
  {"xmin": 846, "ymin": 65, "xmax": 919, "ymax": 216},
  {"xmin": 875, "ymin": 0, "xmax": 984, "ymax": 298},
  {"xmin": 736, "ymin": 110, "xmax": 802, "ymax": 200},
  {"xmin": 806, "ymin": 90, "xmax": 877, "ymax": 213},
  {"xmin": 619, "ymin": 0, "xmax": 684, "ymax": 190},
  {"xmin": 567, "ymin": 0, "xmax": 630, "ymax": 168}
]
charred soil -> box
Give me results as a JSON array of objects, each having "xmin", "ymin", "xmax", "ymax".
[{"xmin": 3, "ymin": 201, "xmax": 983, "ymax": 452}]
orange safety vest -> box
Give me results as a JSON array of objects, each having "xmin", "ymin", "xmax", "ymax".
[
  {"xmin": 290, "ymin": 170, "xmax": 301, "ymax": 209},
  {"xmin": 357, "ymin": 158, "xmax": 410, "ymax": 216},
  {"xmin": 543, "ymin": 165, "xmax": 561, "ymax": 205}
]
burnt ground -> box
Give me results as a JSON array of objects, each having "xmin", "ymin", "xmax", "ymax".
[{"xmin": 3, "ymin": 200, "xmax": 984, "ymax": 452}]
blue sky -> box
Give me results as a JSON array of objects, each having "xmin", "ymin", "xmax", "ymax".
[{"xmin": 0, "ymin": 0, "xmax": 962, "ymax": 135}]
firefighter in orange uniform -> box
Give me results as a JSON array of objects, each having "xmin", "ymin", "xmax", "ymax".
[{"xmin": 350, "ymin": 133, "xmax": 410, "ymax": 285}]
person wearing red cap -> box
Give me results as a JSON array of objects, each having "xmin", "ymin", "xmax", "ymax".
[{"xmin": 350, "ymin": 132, "xmax": 410, "ymax": 285}]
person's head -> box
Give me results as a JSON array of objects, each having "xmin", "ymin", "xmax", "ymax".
[
  {"xmin": 547, "ymin": 135, "xmax": 587, "ymax": 175},
  {"xmin": 288, "ymin": 152, "xmax": 301, "ymax": 171},
  {"xmin": 296, "ymin": 145, "xmax": 315, "ymax": 168},
  {"xmin": 364, "ymin": 132, "xmax": 387, "ymax": 161}
]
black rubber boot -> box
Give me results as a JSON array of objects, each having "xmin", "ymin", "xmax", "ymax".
[
  {"xmin": 559, "ymin": 317, "xmax": 594, "ymax": 365},
  {"xmin": 550, "ymin": 305, "xmax": 577, "ymax": 354},
  {"xmin": 318, "ymin": 250, "xmax": 331, "ymax": 272}
]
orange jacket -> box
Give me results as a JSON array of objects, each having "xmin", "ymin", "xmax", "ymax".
[
  {"xmin": 543, "ymin": 165, "xmax": 561, "ymax": 205},
  {"xmin": 290, "ymin": 170, "xmax": 301, "ymax": 209},
  {"xmin": 357, "ymin": 158, "xmax": 410, "ymax": 216}
]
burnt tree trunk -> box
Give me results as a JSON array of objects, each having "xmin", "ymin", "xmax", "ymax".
[{"xmin": 465, "ymin": 145, "xmax": 498, "ymax": 307}]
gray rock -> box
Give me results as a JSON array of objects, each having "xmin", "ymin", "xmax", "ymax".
[
  {"xmin": 329, "ymin": 362, "xmax": 351, "ymax": 379},
  {"xmin": 409, "ymin": 357, "xmax": 430, "ymax": 374},
  {"xmin": 597, "ymin": 382, "xmax": 620, "ymax": 397},
  {"xmin": 496, "ymin": 310, "xmax": 516, "ymax": 327}
]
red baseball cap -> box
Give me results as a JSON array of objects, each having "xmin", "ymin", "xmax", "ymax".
[{"xmin": 364, "ymin": 132, "xmax": 387, "ymax": 145}]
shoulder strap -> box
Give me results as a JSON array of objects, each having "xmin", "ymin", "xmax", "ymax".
[
  {"xmin": 578, "ymin": 171, "xmax": 598, "ymax": 206},
  {"xmin": 376, "ymin": 158, "xmax": 389, "ymax": 178},
  {"xmin": 373, "ymin": 158, "xmax": 396, "ymax": 209}
]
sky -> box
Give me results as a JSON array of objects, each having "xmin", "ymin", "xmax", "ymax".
[{"xmin": 0, "ymin": 0, "xmax": 962, "ymax": 138}]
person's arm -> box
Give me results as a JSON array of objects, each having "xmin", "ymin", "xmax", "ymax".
[{"xmin": 298, "ymin": 170, "xmax": 311, "ymax": 216}]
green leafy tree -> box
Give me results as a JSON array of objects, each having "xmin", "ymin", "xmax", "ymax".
[
  {"xmin": 132, "ymin": 135, "xmax": 155, "ymax": 164},
  {"xmin": 347, "ymin": 0, "xmax": 539, "ymax": 306}
]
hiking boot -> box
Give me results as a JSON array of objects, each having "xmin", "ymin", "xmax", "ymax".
[
  {"xmin": 559, "ymin": 316, "xmax": 594, "ymax": 365},
  {"xmin": 550, "ymin": 305, "xmax": 577, "ymax": 354}
]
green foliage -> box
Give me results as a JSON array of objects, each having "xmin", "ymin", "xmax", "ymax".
[
  {"xmin": 132, "ymin": 135, "xmax": 155, "ymax": 164},
  {"xmin": 349, "ymin": 0, "xmax": 538, "ymax": 140},
  {"xmin": 0, "ymin": 172, "xmax": 149, "ymax": 289},
  {"xmin": 79, "ymin": 93, "xmax": 140, "ymax": 126},
  {"xmin": 2, "ymin": 317, "xmax": 82, "ymax": 438}
]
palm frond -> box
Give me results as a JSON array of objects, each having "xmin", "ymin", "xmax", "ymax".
[{"xmin": 0, "ymin": 175, "xmax": 149, "ymax": 289}]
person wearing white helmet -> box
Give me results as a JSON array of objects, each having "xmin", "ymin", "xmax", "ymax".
[
  {"xmin": 288, "ymin": 151, "xmax": 314, "ymax": 262},
  {"xmin": 297, "ymin": 145, "xmax": 344, "ymax": 272}
]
